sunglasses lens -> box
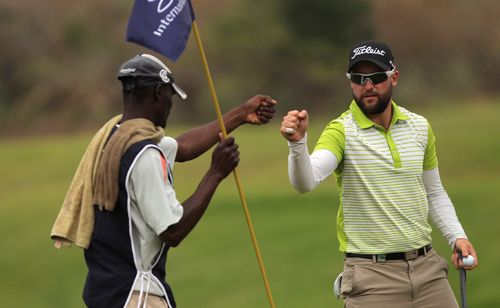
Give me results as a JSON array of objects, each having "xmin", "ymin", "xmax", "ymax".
[
  {"xmin": 350, "ymin": 75, "xmax": 363, "ymax": 84},
  {"xmin": 369, "ymin": 73, "xmax": 389, "ymax": 84},
  {"xmin": 350, "ymin": 72, "xmax": 389, "ymax": 85}
]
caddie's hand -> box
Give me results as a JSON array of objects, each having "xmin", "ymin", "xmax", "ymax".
[
  {"xmin": 452, "ymin": 238, "xmax": 478, "ymax": 270},
  {"xmin": 210, "ymin": 133, "xmax": 240, "ymax": 180},
  {"xmin": 281, "ymin": 110, "xmax": 309, "ymax": 142},
  {"xmin": 242, "ymin": 95, "xmax": 277, "ymax": 125}
]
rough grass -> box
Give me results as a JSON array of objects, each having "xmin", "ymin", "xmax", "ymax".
[{"xmin": 1, "ymin": 101, "xmax": 499, "ymax": 307}]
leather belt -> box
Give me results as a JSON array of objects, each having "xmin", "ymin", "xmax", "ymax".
[{"xmin": 346, "ymin": 244, "xmax": 432, "ymax": 263}]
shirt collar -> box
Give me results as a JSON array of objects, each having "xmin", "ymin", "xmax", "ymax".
[{"xmin": 349, "ymin": 100, "xmax": 410, "ymax": 129}]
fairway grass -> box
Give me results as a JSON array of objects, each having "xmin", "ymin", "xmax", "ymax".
[{"xmin": 1, "ymin": 101, "xmax": 499, "ymax": 307}]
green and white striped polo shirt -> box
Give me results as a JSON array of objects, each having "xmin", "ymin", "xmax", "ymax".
[{"xmin": 314, "ymin": 101, "xmax": 438, "ymax": 253}]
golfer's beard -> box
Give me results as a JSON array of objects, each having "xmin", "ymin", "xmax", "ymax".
[{"xmin": 354, "ymin": 87, "xmax": 392, "ymax": 115}]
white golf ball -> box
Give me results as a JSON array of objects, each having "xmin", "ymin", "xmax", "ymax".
[{"xmin": 463, "ymin": 255, "xmax": 475, "ymax": 267}]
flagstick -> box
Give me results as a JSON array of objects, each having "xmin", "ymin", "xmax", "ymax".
[{"xmin": 192, "ymin": 21, "xmax": 276, "ymax": 308}]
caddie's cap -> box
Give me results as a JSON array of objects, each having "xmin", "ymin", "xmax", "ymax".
[
  {"xmin": 348, "ymin": 41, "xmax": 395, "ymax": 72},
  {"xmin": 117, "ymin": 54, "xmax": 187, "ymax": 99}
]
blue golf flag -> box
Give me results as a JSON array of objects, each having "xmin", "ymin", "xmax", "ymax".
[{"xmin": 126, "ymin": 0, "xmax": 196, "ymax": 62}]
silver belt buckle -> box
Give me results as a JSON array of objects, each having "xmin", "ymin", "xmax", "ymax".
[{"xmin": 404, "ymin": 250, "xmax": 418, "ymax": 260}]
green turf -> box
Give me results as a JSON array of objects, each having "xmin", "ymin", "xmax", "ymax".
[{"xmin": 1, "ymin": 101, "xmax": 498, "ymax": 307}]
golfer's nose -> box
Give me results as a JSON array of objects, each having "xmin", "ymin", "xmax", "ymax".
[{"xmin": 364, "ymin": 78, "xmax": 375, "ymax": 89}]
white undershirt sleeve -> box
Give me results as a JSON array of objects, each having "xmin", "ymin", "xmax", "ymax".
[
  {"xmin": 424, "ymin": 166, "xmax": 468, "ymax": 250},
  {"xmin": 288, "ymin": 133, "xmax": 338, "ymax": 193}
]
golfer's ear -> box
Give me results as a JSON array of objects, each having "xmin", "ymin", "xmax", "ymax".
[{"xmin": 391, "ymin": 70, "xmax": 399, "ymax": 86}]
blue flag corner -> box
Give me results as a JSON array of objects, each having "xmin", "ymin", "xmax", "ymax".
[{"xmin": 125, "ymin": 0, "xmax": 196, "ymax": 62}]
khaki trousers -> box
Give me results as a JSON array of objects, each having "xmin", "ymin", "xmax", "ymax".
[
  {"xmin": 126, "ymin": 291, "xmax": 170, "ymax": 308},
  {"xmin": 341, "ymin": 249, "xmax": 459, "ymax": 308}
]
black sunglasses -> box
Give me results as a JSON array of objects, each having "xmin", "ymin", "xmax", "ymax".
[{"xmin": 346, "ymin": 69, "xmax": 395, "ymax": 85}]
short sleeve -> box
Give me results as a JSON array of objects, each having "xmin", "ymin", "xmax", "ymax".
[
  {"xmin": 423, "ymin": 121, "xmax": 438, "ymax": 170},
  {"xmin": 129, "ymin": 147, "xmax": 183, "ymax": 235},
  {"xmin": 313, "ymin": 120, "xmax": 345, "ymax": 163},
  {"xmin": 158, "ymin": 137, "xmax": 178, "ymax": 169}
]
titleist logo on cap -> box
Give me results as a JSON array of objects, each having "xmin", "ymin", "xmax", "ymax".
[{"xmin": 351, "ymin": 45, "xmax": 386, "ymax": 59}]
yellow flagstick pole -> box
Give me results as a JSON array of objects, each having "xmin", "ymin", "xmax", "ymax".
[{"xmin": 192, "ymin": 20, "xmax": 276, "ymax": 308}]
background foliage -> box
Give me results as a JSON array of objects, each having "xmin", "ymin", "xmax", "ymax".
[{"xmin": 0, "ymin": 0, "xmax": 499, "ymax": 135}]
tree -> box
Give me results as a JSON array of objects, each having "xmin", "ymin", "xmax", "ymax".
[{"xmin": 205, "ymin": 0, "xmax": 373, "ymax": 114}]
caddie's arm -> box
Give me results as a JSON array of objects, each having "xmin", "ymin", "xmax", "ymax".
[
  {"xmin": 174, "ymin": 95, "xmax": 276, "ymax": 162},
  {"xmin": 161, "ymin": 135, "xmax": 239, "ymax": 247}
]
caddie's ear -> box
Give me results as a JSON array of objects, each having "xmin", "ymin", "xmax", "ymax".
[{"xmin": 154, "ymin": 84, "xmax": 163, "ymax": 101}]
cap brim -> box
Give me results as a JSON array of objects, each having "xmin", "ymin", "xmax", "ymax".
[
  {"xmin": 172, "ymin": 83, "xmax": 187, "ymax": 100},
  {"xmin": 348, "ymin": 59, "xmax": 391, "ymax": 72}
]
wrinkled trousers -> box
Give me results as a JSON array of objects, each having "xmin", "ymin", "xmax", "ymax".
[{"xmin": 341, "ymin": 249, "xmax": 459, "ymax": 308}]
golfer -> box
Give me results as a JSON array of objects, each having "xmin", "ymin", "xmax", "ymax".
[
  {"xmin": 281, "ymin": 41, "xmax": 477, "ymax": 307},
  {"xmin": 51, "ymin": 54, "xmax": 276, "ymax": 308}
]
